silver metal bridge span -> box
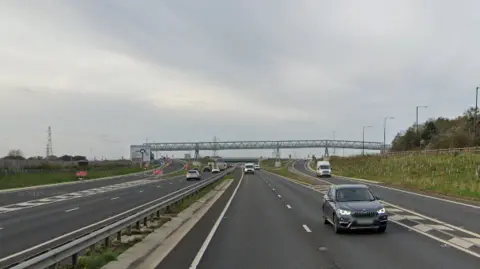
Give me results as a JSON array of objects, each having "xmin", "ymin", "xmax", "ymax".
[{"xmin": 134, "ymin": 139, "xmax": 389, "ymax": 159}]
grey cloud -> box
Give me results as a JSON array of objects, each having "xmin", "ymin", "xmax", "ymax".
[{"xmin": 2, "ymin": 1, "xmax": 480, "ymax": 158}]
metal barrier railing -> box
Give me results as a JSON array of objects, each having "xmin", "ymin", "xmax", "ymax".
[{"xmin": 3, "ymin": 167, "xmax": 235, "ymax": 269}]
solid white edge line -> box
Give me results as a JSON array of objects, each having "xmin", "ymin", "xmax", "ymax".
[
  {"xmin": 302, "ymin": 224, "xmax": 312, "ymax": 232},
  {"xmin": 111, "ymin": 197, "xmax": 119, "ymax": 200},
  {"xmin": 0, "ymin": 179, "xmax": 207, "ymax": 263},
  {"xmin": 65, "ymin": 207, "xmax": 79, "ymax": 212},
  {"xmin": 303, "ymin": 160, "xmax": 480, "ymax": 209},
  {"xmin": 266, "ymin": 168, "xmax": 480, "ymax": 257},
  {"xmin": 189, "ymin": 172, "xmax": 244, "ymax": 269}
]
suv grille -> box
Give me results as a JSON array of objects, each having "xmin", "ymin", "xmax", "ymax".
[{"xmin": 352, "ymin": 211, "xmax": 377, "ymax": 217}]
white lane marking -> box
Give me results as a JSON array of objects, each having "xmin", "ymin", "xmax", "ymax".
[
  {"xmin": 65, "ymin": 207, "xmax": 79, "ymax": 212},
  {"xmin": 16, "ymin": 202, "xmax": 44, "ymax": 206},
  {"xmin": 139, "ymin": 190, "xmax": 144, "ymax": 193},
  {"xmin": 0, "ymin": 180, "xmax": 206, "ymax": 263},
  {"xmin": 302, "ymin": 224, "xmax": 312, "ymax": 232},
  {"xmin": 390, "ymin": 218, "xmax": 480, "ymax": 258},
  {"xmin": 0, "ymin": 227, "xmax": 3, "ymax": 230},
  {"xmin": 286, "ymin": 205, "xmax": 292, "ymax": 209},
  {"xmin": 303, "ymin": 161, "xmax": 480, "ymax": 209},
  {"xmin": 293, "ymin": 164, "xmax": 480, "ymax": 238},
  {"xmin": 267, "ymin": 168, "xmax": 480, "ymax": 258},
  {"xmin": 278, "ymin": 194, "xmax": 282, "ymax": 198},
  {"xmin": 189, "ymin": 173, "xmax": 244, "ymax": 269},
  {"xmin": 0, "ymin": 207, "xmax": 17, "ymax": 211},
  {"xmin": 111, "ymin": 197, "xmax": 119, "ymax": 200},
  {"xmin": 157, "ymin": 185, "xmax": 162, "ymax": 188},
  {"xmin": 272, "ymin": 188, "xmax": 275, "ymax": 191}
]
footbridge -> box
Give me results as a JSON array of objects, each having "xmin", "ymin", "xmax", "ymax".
[{"xmin": 132, "ymin": 139, "xmax": 388, "ymax": 160}]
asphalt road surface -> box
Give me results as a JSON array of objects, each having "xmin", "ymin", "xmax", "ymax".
[
  {"xmin": 0, "ymin": 160, "xmax": 184, "ymax": 206},
  {"xmin": 0, "ymin": 169, "xmax": 208, "ymax": 268},
  {"xmin": 157, "ymin": 171, "xmax": 479, "ymax": 269},
  {"xmin": 293, "ymin": 160, "xmax": 480, "ymax": 234}
]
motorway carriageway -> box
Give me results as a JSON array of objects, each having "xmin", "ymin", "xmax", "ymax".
[
  {"xmin": 0, "ymin": 164, "xmax": 195, "ymax": 268},
  {"xmin": 0, "ymin": 161, "xmax": 184, "ymax": 206},
  {"xmin": 157, "ymin": 169, "xmax": 479, "ymax": 269}
]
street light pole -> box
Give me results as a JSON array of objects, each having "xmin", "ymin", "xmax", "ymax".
[
  {"xmin": 416, "ymin": 105, "xmax": 428, "ymax": 138},
  {"xmin": 362, "ymin": 125, "xmax": 372, "ymax": 155},
  {"xmin": 474, "ymin": 87, "xmax": 479, "ymax": 146},
  {"xmin": 332, "ymin": 130, "xmax": 336, "ymax": 156},
  {"xmin": 384, "ymin": 117, "xmax": 395, "ymax": 153}
]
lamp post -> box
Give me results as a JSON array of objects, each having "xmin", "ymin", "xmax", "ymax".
[
  {"xmin": 384, "ymin": 116, "xmax": 394, "ymax": 153},
  {"xmin": 416, "ymin": 105, "xmax": 428, "ymax": 138},
  {"xmin": 332, "ymin": 130, "xmax": 336, "ymax": 155},
  {"xmin": 474, "ymin": 87, "xmax": 479, "ymax": 146},
  {"xmin": 362, "ymin": 125, "xmax": 372, "ymax": 155}
]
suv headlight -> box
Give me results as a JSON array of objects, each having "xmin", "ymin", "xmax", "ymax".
[
  {"xmin": 377, "ymin": 208, "xmax": 386, "ymax": 214},
  {"xmin": 337, "ymin": 209, "xmax": 351, "ymax": 215}
]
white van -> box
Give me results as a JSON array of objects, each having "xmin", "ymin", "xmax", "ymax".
[{"xmin": 316, "ymin": 161, "xmax": 331, "ymax": 177}]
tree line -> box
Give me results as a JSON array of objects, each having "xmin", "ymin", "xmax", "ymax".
[
  {"xmin": 390, "ymin": 106, "xmax": 479, "ymax": 151},
  {"xmin": 2, "ymin": 149, "xmax": 88, "ymax": 161}
]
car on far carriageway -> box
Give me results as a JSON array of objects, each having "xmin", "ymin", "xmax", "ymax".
[
  {"xmin": 322, "ymin": 184, "xmax": 388, "ymax": 233},
  {"xmin": 211, "ymin": 167, "xmax": 220, "ymax": 173},
  {"xmin": 186, "ymin": 170, "xmax": 202, "ymax": 181}
]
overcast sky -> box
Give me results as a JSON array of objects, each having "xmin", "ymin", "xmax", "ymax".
[{"xmin": 1, "ymin": 1, "xmax": 479, "ymax": 159}]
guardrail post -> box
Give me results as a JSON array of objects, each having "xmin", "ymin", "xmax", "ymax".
[
  {"xmin": 117, "ymin": 231, "xmax": 122, "ymax": 241},
  {"xmin": 72, "ymin": 253, "xmax": 78, "ymax": 266},
  {"xmin": 127, "ymin": 225, "xmax": 132, "ymax": 235},
  {"xmin": 143, "ymin": 216, "xmax": 148, "ymax": 226},
  {"xmin": 156, "ymin": 210, "xmax": 160, "ymax": 218},
  {"xmin": 136, "ymin": 221, "xmax": 141, "ymax": 230}
]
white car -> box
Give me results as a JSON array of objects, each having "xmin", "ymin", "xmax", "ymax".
[
  {"xmin": 211, "ymin": 167, "xmax": 220, "ymax": 173},
  {"xmin": 244, "ymin": 163, "xmax": 255, "ymax": 174},
  {"xmin": 186, "ymin": 170, "xmax": 202, "ymax": 180},
  {"xmin": 254, "ymin": 164, "xmax": 260, "ymax": 170}
]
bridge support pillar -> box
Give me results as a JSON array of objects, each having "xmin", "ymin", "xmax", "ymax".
[
  {"xmin": 324, "ymin": 147, "xmax": 329, "ymax": 158},
  {"xmin": 194, "ymin": 143, "xmax": 200, "ymax": 160},
  {"xmin": 274, "ymin": 143, "xmax": 281, "ymax": 167}
]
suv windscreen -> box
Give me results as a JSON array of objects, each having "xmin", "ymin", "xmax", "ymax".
[
  {"xmin": 335, "ymin": 188, "xmax": 375, "ymax": 202},
  {"xmin": 188, "ymin": 170, "xmax": 198, "ymax": 173},
  {"xmin": 245, "ymin": 165, "xmax": 253, "ymax": 168},
  {"xmin": 319, "ymin": 165, "xmax": 330, "ymax": 169}
]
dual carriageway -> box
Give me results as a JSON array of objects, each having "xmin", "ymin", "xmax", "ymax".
[{"xmin": 0, "ymin": 158, "xmax": 479, "ymax": 268}]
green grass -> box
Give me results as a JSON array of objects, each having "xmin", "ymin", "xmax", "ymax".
[
  {"xmin": 326, "ymin": 154, "xmax": 480, "ymax": 200},
  {"xmin": 61, "ymin": 174, "xmax": 232, "ymax": 269},
  {"xmin": 0, "ymin": 166, "xmax": 158, "ymax": 190}
]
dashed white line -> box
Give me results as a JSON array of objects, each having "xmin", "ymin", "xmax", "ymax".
[
  {"xmin": 286, "ymin": 205, "xmax": 292, "ymax": 209},
  {"xmin": 0, "ymin": 227, "xmax": 3, "ymax": 230},
  {"xmin": 65, "ymin": 207, "xmax": 79, "ymax": 213},
  {"xmin": 111, "ymin": 197, "xmax": 119, "ymax": 200},
  {"xmin": 277, "ymin": 194, "xmax": 282, "ymax": 198},
  {"xmin": 272, "ymin": 188, "xmax": 275, "ymax": 191},
  {"xmin": 157, "ymin": 185, "xmax": 162, "ymax": 188},
  {"xmin": 302, "ymin": 224, "xmax": 312, "ymax": 232},
  {"xmin": 139, "ymin": 190, "xmax": 144, "ymax": 193}
]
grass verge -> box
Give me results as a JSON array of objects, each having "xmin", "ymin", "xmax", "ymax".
[
  {"xmin": 60, "ymin": 175, "xmax": 233, "ymax": 269},
  {"xmin": 0, "ymin": 166, "xmax": 157, "ymax": 190},
  {"xmin": 326, "ymin": 154, "xmax": 480, "ymax": 201}
]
